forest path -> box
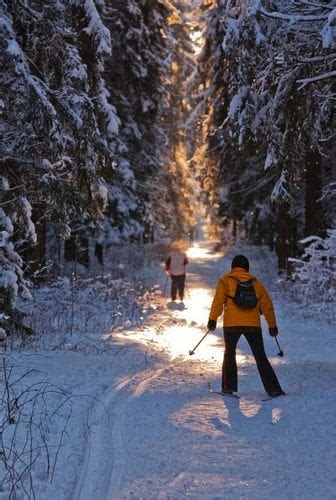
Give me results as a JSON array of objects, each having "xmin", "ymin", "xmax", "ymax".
[{"xmin": 76, "ymin": 241, "xmax": 336, "ymax": 499}]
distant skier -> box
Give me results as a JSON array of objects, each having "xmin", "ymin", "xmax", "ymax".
[
  {"xmin": 165, "ymin": 245, "xmax": 189, "ymax": 302},
  {"xmin": 207, "ymin": 255, "xmax": 284, "ymax": 398}
]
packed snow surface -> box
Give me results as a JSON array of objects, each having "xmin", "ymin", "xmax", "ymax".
[{"xmin": 6, "ymin": 241, "xmax": 336, "ymax": 499}]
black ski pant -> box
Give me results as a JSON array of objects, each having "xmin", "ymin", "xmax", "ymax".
[
  {"xmin": 222, "ymin": 327, "xmax": 283, "ymax": 396},
  {"xmin": 170, "ymin": 274, "xmax": 186, "ymax": 301}
]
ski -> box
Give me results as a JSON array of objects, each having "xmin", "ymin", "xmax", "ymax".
[
  {"xmin": 208, "ymin": 389, "xmax": 240, "ymax": 399},
  {"xmin": 262, "ymin": 392, "xmax": 287, "ymax": 402}
]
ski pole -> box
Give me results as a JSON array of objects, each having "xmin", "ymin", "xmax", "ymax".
[
  {"xmin": 163, "ymin": 275, "xmax": 169, "ymax": 296},
  {"xmin": 275, "ymin": 337, "xmax": 284, "ymax": 357},
  {"xmin": 189, "ymin": 330, "xmax": 210, "ymax": 356},
  {"xmin": 185, "ymin": 277, "xmax": 190, "ymax": 299}
]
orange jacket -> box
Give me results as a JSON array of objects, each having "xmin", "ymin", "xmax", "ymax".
[{"xmin": 209, "ymin": 267, "xmax": 276, "ymax": 328}]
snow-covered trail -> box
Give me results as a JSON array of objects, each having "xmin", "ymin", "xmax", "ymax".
[{"xmin": 75, "ymin": 241, "xmax": 336, "ymax": 499}]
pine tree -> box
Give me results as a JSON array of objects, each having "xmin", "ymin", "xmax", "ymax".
[
  {"xmin": 0, "ymin": 0, "xmax": 200, "ymax": 333},
  {"xmin": 0, "ymin": 0, "xmax": 116, "ymax": 329},
  {"xmin": 199, "ymin": 0, "xmax": 335, "ymax": 269}
]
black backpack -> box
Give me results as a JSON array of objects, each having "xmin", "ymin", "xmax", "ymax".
[{"xmin": 228, "ymin": 279, "xmax": 258, "ymax": 309}]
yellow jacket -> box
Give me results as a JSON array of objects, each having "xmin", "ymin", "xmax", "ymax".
[{"xmin": 209, "ymin": 267, "xmax": 276, "ymax": 328}]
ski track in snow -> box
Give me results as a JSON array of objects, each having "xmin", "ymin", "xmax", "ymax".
[
  {"xmin": 107, "ymin": 361, "xmax": 181, "ymax": 498},
  {"xmin": 75, "ymin": 357, "xmax": 183, "ymax": 500},
  {"xmin": 20, "ymin": 241, "xmax": 336, "ymax": 499}
]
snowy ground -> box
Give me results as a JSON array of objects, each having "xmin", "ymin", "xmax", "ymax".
[{"xmin": 2, "ymin": 241, "xmax": 336, "ymax": 499}]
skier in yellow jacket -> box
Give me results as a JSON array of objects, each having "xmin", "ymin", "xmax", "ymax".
[{"xmin": 208, "ymin": 255, "xmax": 284, "ymax": 397}]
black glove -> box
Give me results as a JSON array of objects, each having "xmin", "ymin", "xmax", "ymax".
[
  {"xmin": 207, "ymin": 319, "xmax": 217, "ymax": 331},
  {"xmin": 269, "ymin": 326, "xmax": 278, "ymax": 337}
]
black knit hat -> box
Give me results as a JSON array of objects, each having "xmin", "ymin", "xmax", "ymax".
[{"xmin": 231, "ymin": 255, "xmax": 249, "ymax": 271}]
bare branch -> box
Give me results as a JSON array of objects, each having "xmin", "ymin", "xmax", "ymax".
[{"xmin": 51, "ymin": 406, "xmax": 72, "ymax": 484}]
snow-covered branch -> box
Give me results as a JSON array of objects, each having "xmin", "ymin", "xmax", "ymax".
[
  {"xmin": 294, "ymin": 1, "xmax": 336, "ymax": 9},
  {"xmin": 297, "ymin": 70, "xmax": 336, "ymax": 89},
  {"xmin": 258, "ymin": 8, "xmax": 328, "ymax": 22},
  {"xmin": 298, "ymin": 53, "xmax": 336, "ymax": 63}
]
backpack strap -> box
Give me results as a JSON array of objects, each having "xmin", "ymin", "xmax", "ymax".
[
  {"xmin": 227, "ymin": 277, "xmax": 239, "ymax": 301},
  {"xmin": 226, "ymin": 276, "xmax": 239, "ymax": 300}
]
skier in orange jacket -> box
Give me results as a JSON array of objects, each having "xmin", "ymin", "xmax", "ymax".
[{"xmin": 208, "ymin": 255, "xmax": 284, "ymax": 397}]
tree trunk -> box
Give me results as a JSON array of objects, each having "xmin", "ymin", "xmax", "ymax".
[
  {"xmin": 232, "ymin": 219, "xmax": 237, "ymax": 241},
  {"xmin": 64, "ymin": 235, "xmax": 76, "ymax": 262},
  {"xmin": 305, "ymin": 151, "xmax": 323, "ymax": 236},
  {"xmin": 95, "ymin": 243, "xmax": 104, "ymax": 265},
  {"xmin": 275, "ymin": 204, "xmax": 297, "ymax": 274},
  {"xmin": 28, "ymin": 205, "xmax": 46, "ymax": 280},
  {"xmin": 77, "ymin": 237, "xmax": 89, "ymax": 268}
]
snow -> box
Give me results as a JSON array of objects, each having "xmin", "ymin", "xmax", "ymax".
[
  {"xmin": 98, "ymin": 81, "xmax": 120, "ymax": 136},
  {"xmin": 20, "ymin": 197, "xmax": 37, "ymax": 243},
  {"xmin": 228, "ymin": 86, "xmax": 248, "ymax": 119},
  {"xmin": 258, "ymin": 8, "xmax": 328, "ymax": 23},
  {"xmin": 92, "ymin": 181, "xmax": 108, "ymax": 211},
  {"xmin": 0, "ymin": 268, "xmax": 18, "ymax": 293},
  {"xmin": 3, "ymin": 240, "xmax": 335, "ymax": 499},
  {"xmin": 118, "ymin": 159, "xmax": 136, "ymax": 186},
  {"xmin": 297, "ymin": 70, "xmax": 336, "ymax": 89},
  {"xmin": 65, "ymin": 44, "xmax": 88, "ymax": 82},
  {"xmin": 0, "ymin": 208, "xmax": 24, "ymax": 307},
  {"xmin": 264, "ymin": 147, "xmax": 278, "ymax": 170},
  {"xmin": 98, "ymin": 183, "xmax": 108, "ymax": 206},
  {"xmin": 141, "ymin": 98, "xmax": 154, "ymax": 113},
  {"xmin": 271, "ymin": 169, "xmax": 292, "ymax": 202},
  {"xmin": 0, "ymin": 176, "xmax": 9, "ymax": 189},
  {"xmin": 321, "ymin": 8, "xmax": 336, "ymax": 48},
  {"xmin": 0, "ymin": 231, "xmax": 10, "ymax": 247},
  {"xmin": 6, "ymin": 39, "xmax": 21, "ymax": 56},
  {"xmin": 82, "ymin": 0, "xmax": 112, "ymax": 56},
  {"xmin": 222, "ymin": 18, "xmax": 240, "ymax": 49},
  {"xmin": 0, "ymin": 210, "xmax": 13, "ymax": 233},
  {"xmin": 288, "ymin": 229, "xmax": 336, "ymax": 309}
]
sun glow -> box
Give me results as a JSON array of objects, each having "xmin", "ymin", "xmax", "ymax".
[
  {"xmin": 114, "ymin": 282, "xmax": 246, "ymax": 365},
  {"xmin": 187, "ymin": 243, "xmax": 220, "ymax": 261},
  {"xmin": 189, "ymin": 28, "xmax": 203, "ymax": 56}
]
